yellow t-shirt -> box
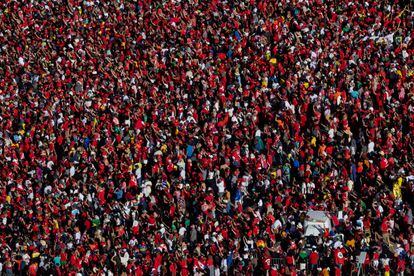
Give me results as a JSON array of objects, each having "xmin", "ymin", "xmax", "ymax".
[
  {"xmin": 346, "ymin": 239, "xmax": 355, "ymax": 248},
  {"xmin": 310, "ymin": 136, "xmax": 317, "ymax": 147}
]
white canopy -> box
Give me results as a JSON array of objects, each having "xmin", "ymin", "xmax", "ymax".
[{"xmin": 304, "ymin": 210, "xmax": 332, "ymax": 237}]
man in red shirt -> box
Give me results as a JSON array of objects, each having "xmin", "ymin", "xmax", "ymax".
[
  {"xmin": 285, "ymin": 252, "xmax": 296, "ymax": 274},
  {"xmin": 381, "ymin": 219, "xmax": 391, "ymax": 245},
  {"xmin": 262, "ymin": 250, "xmax": 272, "ymax": 273},
  {"xmin": 334, "ymin": 246, "xmax": 346, "ymax": 274},
  {"xmin": 153, "ymin": 252, "xmax": 163, "ymax": 275},
  {"xmin": 28, "ymin": 262, "xmax": 38, "ymax": 276},
  {"xmin": 180, "ymin": 257, "xmax": 189, "ymax": 276},
  {"xmin": 309, "ymin": 247, "xmax": 319, "ymax": 272},
  {"xmin": 169, "ymin": 261, "xmax": 177, "ymax": 276}
]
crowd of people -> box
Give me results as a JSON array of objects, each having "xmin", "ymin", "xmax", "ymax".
[{"xmin": 0, "ymin": 0, "xmax": 413, "ymax": 275}]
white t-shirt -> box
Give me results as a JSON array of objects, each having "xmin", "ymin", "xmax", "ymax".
[
  {"xmin": 328, "ymin": 129, "xmax": 335, "ymax": 139},
  {"xmin": 273, "ymin": 219, "xmax": 282, "ymax": 230},
  {"xmin": 368, "ymin": 141, "xmax": 375, "ymax": 153},
  {"xmin": 179, "ymin": 227, "xmax": 187, "ymax": 236},
  {"xmin": 144, "ymin": 183, "xmax": 152, "ymax": 197},
  {"xmin": 120, "ymin": 252, "xmax": 129, "ymax": 266},
  {"xmin": 135, "ymin": 166, "xmax": 142, "ymax": 179},
  {"xmin": 217, "ymin": 180, "xmax": 225, "ymax": 193}
]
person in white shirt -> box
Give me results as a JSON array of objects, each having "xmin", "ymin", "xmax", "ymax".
[
  {"xmin": 179, "ymin": 226, "xmax": 187, "ymax": 237},
  {"xmin": 221, "ymin": 258, "xmax": 227, "ymax": 274},
  {"xmin": 214, "ymin": 266, "xmax": 220, "ymax": 276},
  {"xmin": 120, "ymin": 250, "xmax": 130, "ymax": 267},
  {"xmin": 367, "ymin": 141, "xmax": 375, "ymax": 154}
]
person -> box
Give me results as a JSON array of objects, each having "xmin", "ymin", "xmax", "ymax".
[
  {"xmin": 27, "ymin": 262, "xmax": 38, "ymax": 276},
  {"xmin": 309, "ymin": 247, "xmax": 319, "ymax": 273},
  {"xmin": 0, "ymin": 0, "xmax": 412, "ymax": 275}
]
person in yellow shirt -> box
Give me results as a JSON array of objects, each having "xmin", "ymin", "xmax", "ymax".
[
  {"xmin": 310, "ymin": 136, "xmax": 317, "ymax": 147},
  {"xmin": 321, "ymin": 267, "xmax": 330, "ymax": 276},
  {"xmin": 393, "ymin": 177, "xmax": 403, "ymax": 200},
  {"xmin": 346, "ymin": 238, "xmax": 355, "ymax": 249}
]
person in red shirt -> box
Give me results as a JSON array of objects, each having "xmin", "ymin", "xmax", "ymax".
[
  {"xmin": 168, "ymin": 259, "xmax": 178, "ymax": 276},
  {"xmin": 381, "ymin": 219, "xmax": 391, "ymax": 245},
  {"xmin": 153, "ymin": 252, "xmax": 163, "ymax": 276},
  {"xmin": 179, "ymin": 257, "xmax": 189, "ymax": 276},
  {"xmin": 28, "ymin": 262, "xmax": 38, "ymax": 276},
  {"xmin": 397, "ymin": 255, "xmax": 406, "ymax": 274},
  {"xmin": 206, "ymin": 255, "xmax": 214, "ymax": 276},
  {"xmin": 135, "ymin": 265, "xmax": 144, "ymax": 276},
  {"xmin": 309, "ymin": 247, "xmax": 319, "ymax": 272},
  {"xmin": 285, "ymin": 251, "xmax": 296, "ymax": 273},
  {"xmin": 334, "ymin": 246, "xmax": 346, "ymax": 270},
  {"xmin": 262, "ymin": 250, "xmax": 272, "ymax": 272}
]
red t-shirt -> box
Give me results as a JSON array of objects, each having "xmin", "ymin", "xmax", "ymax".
[
  {"xmin": 309, "ymin": 252, "xmax": 319, "ymax": 265},
  {"xmin": 263, "ymin": 254, "xmax": 271, "ymax": 270},
  {"xmin": 334, "ymin": 249, "xmax": 345, "ymax": 265},
  {"xmin": 169, "ymin": 262, "xmax": 177, "ymax": 273},
  {"xmin": 381, "ymin": 220, "xmax": 389, "ymax": 233}
]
